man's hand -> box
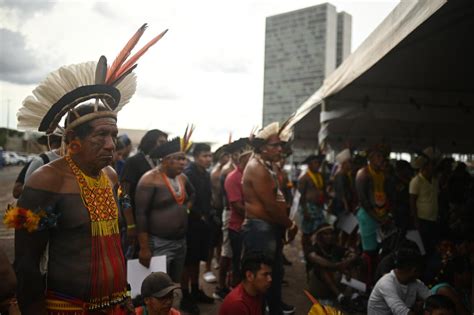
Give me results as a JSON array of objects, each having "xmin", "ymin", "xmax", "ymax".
[
  {"xmin": 138, "ymin": 247, "xmax": 152, "ymax": 268},
  {"xmin": 286, "ymin": 224, "xmax": 298, "ymax": 243}
]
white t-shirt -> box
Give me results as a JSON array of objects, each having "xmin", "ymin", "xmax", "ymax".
[{"xmin": 368, "ymin": 270, "xmax": 431, "ymax": 315}]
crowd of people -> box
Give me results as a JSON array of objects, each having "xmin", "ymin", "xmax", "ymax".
[{"xmin": 1, "ymin": 23, "xmax": 473, "ymax": 315}]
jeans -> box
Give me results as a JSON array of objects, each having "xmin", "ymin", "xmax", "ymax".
[
  {"xmin": 149, "ymin": 235, "xmax": 186, "ymax": 283},
  {"xmin": 229, "ymin": 229, "xmax": 243, "ymax": 282},
  {"xmin": 242, "ymin": 219, "xmax": 284, "ymax": 315}
]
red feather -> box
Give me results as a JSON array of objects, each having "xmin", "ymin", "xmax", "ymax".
[
  {"xmin": 106, "ymin": 23, "xmax": 148, "ymax": 84},
  {"xmin": 115, "ymin": 29, "xmax": 168, "ymax": 80}
]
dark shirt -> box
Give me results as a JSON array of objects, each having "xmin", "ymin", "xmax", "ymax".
[
  {"xmin": 392, "ymin": 176, "xmax": 411, "ymax": 229},
  {"xmin": 184, "ymin": 162, "xmax": 212, "ymax": 216},
  {"xmin": 135, "ymin": 172, "xmax": 194, "ymax": 239},
  {"xmin": 121, "ymin": 152, "xmax": 154, "ymax": 208}
]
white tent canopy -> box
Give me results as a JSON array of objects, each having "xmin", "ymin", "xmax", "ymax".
[{"xmin": 289, "ymin": 0, "xmax": 474, "ymax": 153}]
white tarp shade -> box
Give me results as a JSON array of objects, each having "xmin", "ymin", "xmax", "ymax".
[{"xmin": 290, "ymin": 0, "xmax": 474, "ymax": 153}]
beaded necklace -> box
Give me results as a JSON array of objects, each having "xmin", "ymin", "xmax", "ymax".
[
  {"xmin": 65, "ymin": 155, "xmax": 126, "ymax": 310},
  {"xmin": 160, "ymin": 172, "xmax": 186, "ymax": 205}
]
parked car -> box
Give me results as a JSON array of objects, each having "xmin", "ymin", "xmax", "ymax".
[{"xmin": 2, "ymin": 151, "xmax": 28, "ymax": 166}]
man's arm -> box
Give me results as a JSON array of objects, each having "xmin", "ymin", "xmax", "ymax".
[
  {"xmin": 250, "ymin": 164, "xmax": 292, "ymax": 228},
  {"xmin": 24, "ymin": 156, "xmax": 45, "ymax": 183},
  {"xmin": 377, "ymin": 280, "xmax": 414, "ymax": 315},
  {"xmin": 297, "ymin": 176, "xmax": 310, "ymax": 219},
  {"xmin": 15, "ymin": 166, "xmax": 59, "ymax": 315},
  {"xmin": 134, "ymin": 173, "xmax": 155, "ymax": 268},
  {"xmin": 409, "ymin": 177, "xmax": 420, "ymax": 228},
  {"xmin": 355, "ymin": 169, "xmax": 383, "ymax": 222}
]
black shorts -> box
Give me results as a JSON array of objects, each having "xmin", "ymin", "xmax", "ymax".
[{"xmin": 185, "ymin": 215, "xmax": 211, "ymax": 265}]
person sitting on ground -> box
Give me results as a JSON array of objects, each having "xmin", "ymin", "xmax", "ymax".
[
  {"xmin": 135, "ymin": 272, "xmax": 181, "ymax": 315},
  {"xmin": 218, "ymin": 252, "xmax": 273, "ymax": 315},
  {"xmin": 368, "ymin": 248, "xmax": 431, "ymax": 315},
  {"xmin": 430, "ymin": 256, "xmax": 471, "ymax": 315},
  {"xmin": 306, "ymin": 224, "xmax": 361, "ymax": 305},
  {"xmin": 423, "ymin": 294, "xmax": 456, "ymax": 315}
]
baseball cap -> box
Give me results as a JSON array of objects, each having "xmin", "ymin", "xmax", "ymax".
[{"xmin": 141, "ymin": 272, "xmax": 180, "ymax": 298}]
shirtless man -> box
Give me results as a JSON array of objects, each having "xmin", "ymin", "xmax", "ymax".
[
  {"xmin": 242, "ymin": 122, "xmax": 298, "ymax": 315},
  {"xmin": 13, "ymin": 104, "xmax": 129, "ymax": 314},
  {"xmin": 215, "ymin": 139, "xmax": 245, "ymax": 299},
  {"xmin": 355, "ymin": 144, "xmax": 391, "ymax": 284},
  {"xmin": 298, "ymin": 154, "xmax": 327, "ymax": 258},
  {"xmin": 135, "ymin": 137, "xmax": 194, "ymax": 283}
]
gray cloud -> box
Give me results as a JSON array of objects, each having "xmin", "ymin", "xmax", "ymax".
[
  {"xmin": 0, "ymin": 0, "xmax": 54, "ymax": 16},
  {"xmin": 0, "ymin": 28, "xmax": 47, "ymax": 84}
]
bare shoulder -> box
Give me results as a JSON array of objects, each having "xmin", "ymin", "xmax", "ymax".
[
  {"xmin": 103, "ymin": 166, "xmax": 118, "ymax": 185},
  {"xmin": 356, "ymin": 166, "xmax": 368, "ymax": 181},
  {"xmin": 138, "ymin": 168, "xmax": 160, "ymax": 186},
  {"xmin": 25, "ymin": 158, "xmax": 67, "ymax": 192},
  {"xmin": 243, "ymin": 158, "xmax": 268, "ymax": 181}
]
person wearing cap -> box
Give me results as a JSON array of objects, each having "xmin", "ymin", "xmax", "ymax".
[
  {"xmin": 135, "ymin": 136, "xmax": 195, "ymax": 284},
  {"xmin": 355, "ymin": 144, "xmax": 391, "ymax": 283},
  {"xmin": 409, "ymin": 147, "xmax": 440, "ymax": 253},
  {"xmin": 136, "ymin": 272, "xmax": 181, "ymax": 315},
  {"xmin": 306, "ymin": 224, "xmax": 360, "ymax": 306},
  {"xmin": 10, "ymin": 23, "xmax": 167, "ymax": 314},
  {"xmin": 242, "ymin": 122, "xmax": 297, "ymax": 315},
  {"xmin": 298, "ymin": 153, "xmax": 327, "ymax": 260},
  {"xmin": 218, "ymin": 252, "xmax": 273, "ymax": 315}
]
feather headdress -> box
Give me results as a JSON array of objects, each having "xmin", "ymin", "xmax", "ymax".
[
  {"xmin": 152, "ymin": 125, "xmax": 195, "ymax": 159},
  {"xmin": 17, "ymin": 23, "xmax": 167, "ymax": 134}
]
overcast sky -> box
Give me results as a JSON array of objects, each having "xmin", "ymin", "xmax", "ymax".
[{"xmin": 0, "ymin": 0, "xmax": 398, "ymax": 145}]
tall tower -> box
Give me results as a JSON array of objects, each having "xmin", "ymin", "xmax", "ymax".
[{"xmin": 262, "ymin": 3, "xmax": 352, "ymax": 127}]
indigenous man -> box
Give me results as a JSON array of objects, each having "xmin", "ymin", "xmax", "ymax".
[
  {"xmin": 355, "ymin": 144, "xmax": 391, "ymax": 284},
  {"xmin": 135, "ymin": 136, "xmax": 195, "ymax": 283},
  {"xmin": 298, "ymin": 154, "xmax": 327, "ymax": 258},
  {"xmin": 211, "ymin": 144, "xmax": 230, "ymax": 215},
  {"xmin": 120, "ymin": 129, "xmax": 168, "ymax": 257},
  {"xmin": 181, "ymin": 143, "xmax": 215, "ymax": 313},
  {"xmin": 225, "ymin": 143, "xmax": 252, "ymax": 287},
  {"xmin": 8, "ymin": 24, "xmax": 167, "ymax": 315},
  {"xmin": 215, "ymin": 138, "xmax": 246, "ymax": 300},
  {"xmin": 242, "ymin": 122, "xmax": 297, "ymax": 315},
  {"xmin": 218, "ymin": 252, "xmax": 273, "ymax": 315}
]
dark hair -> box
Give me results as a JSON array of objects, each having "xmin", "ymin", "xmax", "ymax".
[
  {"xmin": 65, "ymin": 103, "xmax": 113, "ymax": 143},
  {"xmin": 394, "ymin": 248, "xmax": 423, "ymax": 270},
  {"xmin": 424, "ymin": 294, "xmax": 455, "ymax": 313},
  {"xmin": 192, "ymin": 143, "xmax": 211, "ymax": 157},
  {"xmin": 118, "ymin": 134, "xmax": 131, "ymax": 147},
  {"xmin": 138, "ymin": 129, "xmax": 168, "ymax": 154},
  {"xmin": 241, "ymin": 252, "xmax": 273, "ymax": 277}
]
